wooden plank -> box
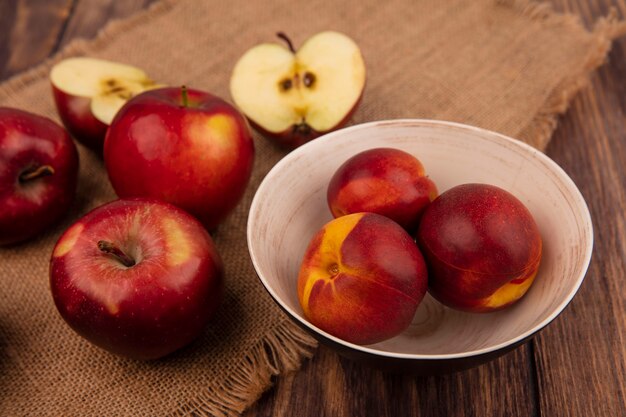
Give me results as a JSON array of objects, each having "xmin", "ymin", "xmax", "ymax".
[
  {"xmin": 56, "ymin": 0, "xmax": 158, "ymax": 49},
  {"xmin": 245, "ymin": 345, "xmax": 538, "ymax": 417},
  {"xmin": 0, "ymin": 0, "xmax": 72, "ymax": 79},
  {"xmin": 0, "ymin": 0, "xmax": 157, "ymax": 80},
  {"xmin": 532, "ymin": 0, "xmax": 626, "ymax": 416},
  {"xmin": 534, "ymin": 52, "xmax": 626, "ymax": 417},
  {"xmin": 0, "ymin": 2, "xmax": 17, "ymax": 77}
]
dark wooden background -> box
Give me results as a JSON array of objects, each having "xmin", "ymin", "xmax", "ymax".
[{"xmin": 1, "ymin": 1, "xmax": 625, "ymax": 416}]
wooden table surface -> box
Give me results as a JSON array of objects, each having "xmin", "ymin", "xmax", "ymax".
[{"xmin": 1, "ymin": 1, "xmax": 625, "ymax": 416}]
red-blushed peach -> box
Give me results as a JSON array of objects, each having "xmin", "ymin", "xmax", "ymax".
[
  {"xmin": 416, "ymin": 183, "xmax": 542, "ymax": 313},
  {"xmin": 297, "ymin": 212, "xmax": 428, "ymax": 345},
  {"xmin": 327, "ymin": 148, "xmax": 438, "ymax": 232}
]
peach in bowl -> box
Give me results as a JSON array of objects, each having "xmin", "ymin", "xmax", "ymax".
[{"xmin": 247, "ymin": 119, "xmax": 593, "ymax": 374}]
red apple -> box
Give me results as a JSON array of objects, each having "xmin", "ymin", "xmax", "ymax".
[
  {"xmin": 50, "ymin": 57, "xmax": 161, "ymax": 151},
  {"xmin": 327, "ymin": 148, "xmax": 438, "ymax": 232},
  {"xmin": 0, "ymin": 107, "xmax": 78, "ymax": 245},
  {"xmin": 49, "ymin": 198, "xmax": 224, "ymax": 360},
  {"xmin": 103, "ymin": 86, "xmax": 254, "ymax": 231},
  {"xmin": 298, "ymin": 212, "xmax": 428, "ymax": 345},
  {"xmin": 417, "ymin": 183, "xmax": 542, "ymax": 312},
  {"xmin": 230, "ymin": 31, "xmax": 366, "ymax": 149}
]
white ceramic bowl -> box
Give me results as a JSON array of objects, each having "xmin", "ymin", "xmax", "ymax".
[{"xmin": 247, "ymin": 120, "xmax": 593, "ymax": 373}]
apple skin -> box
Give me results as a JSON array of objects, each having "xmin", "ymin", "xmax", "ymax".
[
  {"xmin": 327, "ymin": 148, "xmax": 438, "ymax": 232},
  {"xmin": 52, "ymin": 85, "xmax": 108, "ymax": 151},
  {"xmin": 298, "ymin": 212, "xmax": 428, "ymax": 345},
  {"xmin": 0, "ymin": 107, "xmax": 79, "ymax": 245},
  {"xmin": 49, "ymin": 198, "xmax": 224, "ymax": 360},
  {"xmin": 416, "ymin": 183, "xmax": 542, "ymax": 313},
  {"xmin": 104, "ymin": 87, "xmax": 254, "ymax": 231}
]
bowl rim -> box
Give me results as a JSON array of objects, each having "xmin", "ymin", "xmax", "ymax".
[{"xmin": 247, "ymin": 118, "xmax": 594, "ymax": 360}]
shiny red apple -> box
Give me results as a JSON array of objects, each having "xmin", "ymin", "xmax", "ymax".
[
  {"xmin": 49, "ymin": 198, "xmax": 224, "ymax": 360},
  {"xmin": 0, "ymin": 107, "xmax": 78, "ymax": 245},
  {"xmin": 104, "ymin": 86, "xmax": 254, "ymax": 230}
]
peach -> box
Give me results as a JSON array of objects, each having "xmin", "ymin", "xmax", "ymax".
[
  {"xmin": 327, "ymin": 148, "xmax": 438, "ymax": 232},
  {"xmin": 297, "ymin": 212, "xmax": 428, "ymax": 345},
  {"xmin": 416, "ymin": 183, "xmax": 542, "ymax": 312}
]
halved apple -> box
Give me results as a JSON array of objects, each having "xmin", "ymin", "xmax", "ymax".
[
  {"xmin": 230, "ymin": 31, "xmax": 366, "ymax": 149},
  {"xmin": 50, "ymin": 57, "xmax": 161, "ymax": 151}
]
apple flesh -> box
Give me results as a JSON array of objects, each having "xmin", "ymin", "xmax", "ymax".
[
  {"xmin": 49, "ymin": 198, "xmax": 224, "ymax": 360},
  {"xmin": 104, "ymin": 86, "xmax": 254, "ymax": 231},
  {"xmin": 416, "ymin": 183, "xmax": 542, "ymax": 312},
  {"xmin": 298, "ymin": 212, "xmax": 428, "ymax": 345},
  {"xmin": 230, "ymin": 31, "xmax": 366, "ymax": 148},
  {"xmin": 327, "ymin": 148, "xmax": 438, "ymax": 232},
  {"xmin": 50, "ymin": 57, "xmax": 161, "ymax": 151},
  {"xmin": 0, "ymin": 107, "xmax": 78, "ymax": 245}
]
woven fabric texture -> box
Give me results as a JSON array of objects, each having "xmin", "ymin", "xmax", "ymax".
[{"xmin": 1, "ymin": 0, "xmax": 623, "ymax": 415}]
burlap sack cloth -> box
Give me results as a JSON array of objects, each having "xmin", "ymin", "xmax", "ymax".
[{"xmin": 1, "ymin": 0, "xmax": 624, "ymax": 415}]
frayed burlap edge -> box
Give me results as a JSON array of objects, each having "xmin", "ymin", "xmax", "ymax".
[
  {"xmin": 0, "ymin": 1, "xmax": 318, "ymax": 416},
  {"xmin": 172, "ymin": 319, "xmax": 317, "ymax": 417},
  {"xmin": 499, "ymin": 0, "xmax": 626, "ymax": 150},
  {"xmin": 1, "ymin": 1, "xmax": 624, "ymax": 415}
]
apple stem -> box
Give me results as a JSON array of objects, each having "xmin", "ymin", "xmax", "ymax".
[
  {"xmin": 294, "ymin": 122, "xmax": 312, "ymax": 136},
  {"xmin": 98, "ymin": 240, "xmax": 136, "ymax": 267},
  {"xmin": 276, "ymin": 32, "xmax": 296, "ymax": 53},
  {"xmin": 18, "ymin": 165, "xmax": 55, "ymax": 183},
  {"xmin": 181, "ymin": 85, "xmax": 189, "ymax": 108}
]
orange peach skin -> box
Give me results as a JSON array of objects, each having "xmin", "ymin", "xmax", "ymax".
[
  {"xmin": 298, "ymin": 212, "xmax": 428, "ymax": 345},
  {"xmin": 327, "ymin": 148, "xmax": 438, "ymax": 232},
  {"xmin": 417, "ymin": 183, "xmax": 542, "ymax": 313}
]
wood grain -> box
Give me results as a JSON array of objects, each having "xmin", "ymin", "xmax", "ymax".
[
  {"xmin": 0, "ymin": 0, "xmax": 71, "ymax": 80},
  {"xmin": 536, "ymin": 4, "xmax": 626, "ymax": 416},
  {"xmin": 0, "ymin": 1, "xmax": 624, "ymax": 416},
  {"xmin": 246, "ymin": 345, "xmax": 538, "ymax": 417},
  {"xmin": 56, "ymin": 0, "xmax": 157, "ymax": 49},
  {"xmin": 534, "ymin": 2, "xmax": 626, "ymax": 416}
]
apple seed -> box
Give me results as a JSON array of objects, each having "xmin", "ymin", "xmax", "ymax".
[
  {"xmin": 303, "ymin": 72, "xmax": 316, "ymax": 88},
  {"xmin": 279, "ymin": 78, "xmax": 293, "ymax": 91}
]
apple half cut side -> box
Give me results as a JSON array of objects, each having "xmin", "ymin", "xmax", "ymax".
[
  {"xmin": 50, "ymin": 57, "xmax": 162, "ymax": 151},
  {"xmin": 230, "ymin": 31, "xmax": 366, "ymax": 149}
]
